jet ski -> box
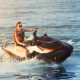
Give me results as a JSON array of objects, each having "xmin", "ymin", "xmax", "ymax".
[{"xmin": 2, "ymin": 29, "xmax": 73, "ymax": 63}]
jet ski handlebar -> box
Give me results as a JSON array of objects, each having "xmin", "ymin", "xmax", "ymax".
[{"xmin": 32, "ymin": 28, "xmax": 38, "ymax": 37}]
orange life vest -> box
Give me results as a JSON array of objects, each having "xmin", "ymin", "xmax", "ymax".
[{"xmin": 14, "ymin": 30, "xmax": 25, "ymax": 45}]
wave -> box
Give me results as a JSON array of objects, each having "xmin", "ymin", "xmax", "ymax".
[{"xmin": 0, "ymin": 58, "xmax": 74, "ymax": 80}]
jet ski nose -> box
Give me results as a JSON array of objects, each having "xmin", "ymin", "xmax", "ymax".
[{"xmin": 68, "ymin": 45, "xmax": 73, "ymax": 54}]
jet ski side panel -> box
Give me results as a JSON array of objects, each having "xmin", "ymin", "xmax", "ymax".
[{"xmin": 2, "ymin": 44, "xmax": 27, "ymax": 59}]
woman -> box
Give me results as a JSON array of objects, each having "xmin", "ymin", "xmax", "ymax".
[{"xmin": 13, "ymin": 21, "xmax": 34, "ymax": 47}]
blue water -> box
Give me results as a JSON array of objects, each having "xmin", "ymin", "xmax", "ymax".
[{"xmin": 0, "ymin": 0, "xmax": 80, "ymax": 80}]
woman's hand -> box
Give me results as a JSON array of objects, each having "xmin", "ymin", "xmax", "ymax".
[
  {"xmin": 22, "ymin": 43, "xmax": 26, "ymax": 47},
  {"xmin": 32, "ymin": 28, "xmax": 38, "ymax": 32}
]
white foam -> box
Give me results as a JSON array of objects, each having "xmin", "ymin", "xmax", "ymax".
[{"xmin": 67, "ymin": 40, "xmax": 74, "ymax": 45}]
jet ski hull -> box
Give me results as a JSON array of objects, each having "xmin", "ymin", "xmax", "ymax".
[{"xmin": 2, "ymin": 42, "xmax": 73, "ymax": 63}]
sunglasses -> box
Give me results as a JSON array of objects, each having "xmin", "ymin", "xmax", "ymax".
[{"xmin": 19, "ymin": 25, "xmax": 22, "ymax": 27}]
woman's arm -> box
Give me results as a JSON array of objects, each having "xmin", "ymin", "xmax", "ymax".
[{"xmin": 23, "ymin": 29, "xmax": 34, "ymax": 32}]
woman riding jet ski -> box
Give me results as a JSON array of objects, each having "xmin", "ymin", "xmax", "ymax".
[{"xmin": 2, "ymin": 22, "xmax": 73, "ymax": 63}]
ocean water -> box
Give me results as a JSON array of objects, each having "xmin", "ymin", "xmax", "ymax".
[{"xmin": 0, "ymin": 0, "xmax": 80, "ymax": 80}]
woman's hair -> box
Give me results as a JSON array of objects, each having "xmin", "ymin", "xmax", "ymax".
[
  {"xmin": 15, "ymin": 21, "xmax": 22, "ymax": 31},
  {"xmin": 16, "ymin": 21, "xmax": 22, "ymax": 27}
]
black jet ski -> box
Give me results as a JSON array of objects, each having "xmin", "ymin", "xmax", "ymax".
[{"xmin": 2, "ymin": 29, "xmax": 73, "ymax": 63}]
